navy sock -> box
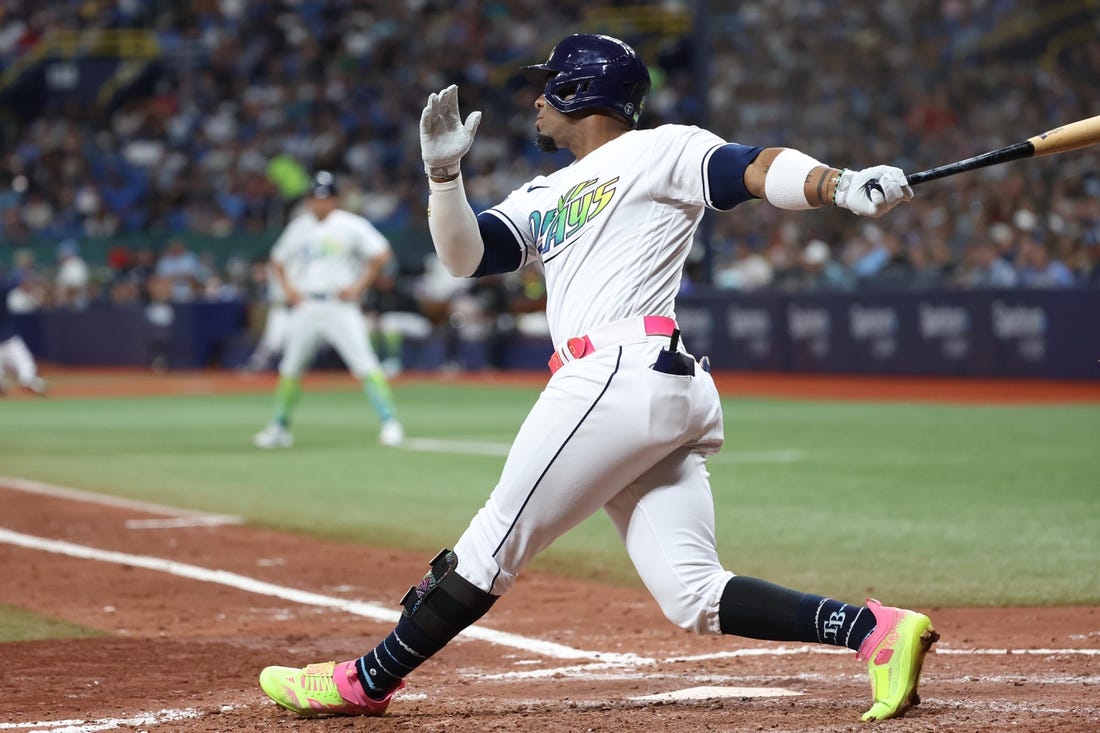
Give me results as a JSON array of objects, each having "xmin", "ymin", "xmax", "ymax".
[
  {"xmin": 356, "ymin": 615, "xmax": 436, "ymax": 700},
  {"xmin": 719, "ymin": 576, "xmax": 876, "ymax": 651},
  {"xmin": 354, "ymin": 553, "xmax": 498, "ymax": 701},
  {"xmin": 796, "ymin": 594, "xmax": 877, "ymax": 651}
]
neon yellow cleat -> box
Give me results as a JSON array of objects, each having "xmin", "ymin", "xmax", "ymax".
[
  {"xmin": 857, "ymin": 599, "xmax": 939, "ymax": 721},
  {"xmin": 259, "ymin": 660, "xmax": 404, "ymax": 717}
]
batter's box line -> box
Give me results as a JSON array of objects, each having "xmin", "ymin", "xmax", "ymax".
[{"xmin": 0, "ymin": 476, "xmax": 243, "ymax": 526}]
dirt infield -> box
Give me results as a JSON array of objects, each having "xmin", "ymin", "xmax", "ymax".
[{"xmin": 3, "ymin": 369, "xmax": 1099, "ymax": 732}]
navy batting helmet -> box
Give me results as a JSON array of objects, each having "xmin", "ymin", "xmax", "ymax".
[
  {"xmin": 309, "ymin": 170, "xmax": 338, "ymax": 199},
  {"xmin": 523, "ymin": 34, "xmax": 650, "ymax": 128}
]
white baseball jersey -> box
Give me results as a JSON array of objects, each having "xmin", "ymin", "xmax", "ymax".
[
  {"xmin": 485, "ymin": 124, "xmax": 727, "ymax": 345},
  {"xmin": 271, "ymin": 209, "xmax": 390, "ymax": 295}
]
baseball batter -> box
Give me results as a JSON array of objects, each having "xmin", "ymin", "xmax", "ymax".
[
  {"xmin": 260, "ymin": 35, "xmax": 937, "ymax": 721},
  {"xmin": 253, "ymin": 171, "xmax": 404, "ymax": 449}
]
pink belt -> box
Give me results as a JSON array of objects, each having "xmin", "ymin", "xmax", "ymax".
[{"xmin": 548, "ymin": 315, "xmax": 677, "ymax": 374}]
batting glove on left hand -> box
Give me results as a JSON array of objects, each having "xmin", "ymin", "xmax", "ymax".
[
  {"xmin": 420, "ymin": 84, "xmax": 482, "ymax": 180},
  {"xmin": 835, "ymin": 165, "xmax": 913, "ymax": 218}
]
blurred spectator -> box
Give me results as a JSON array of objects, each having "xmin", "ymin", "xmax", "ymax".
[
  {"xmin": 129, "ymin": 247, "xmax": 159, "ymax": 298},
  {"xmin": 144, "ymin": 275, "xmax": 175, "ymax": 372},
  {"xmin": 414, "ymin": 255, "xmax": 477, "ymax": 370},
  {"xmin": 53, "ymin": 238, "xmax": 91, "ymax": 308},
  {"xmin": 465, "ymin": 274, "xmax": 517, "ymax": 370},
  {"xmin": 797, "ymin": 240, "xmax": 856, "ymax": 292},
  {"xmin": 1017, "ymin": 234, "xmax": 1075, "ymax": 288},
  {"xmin": 714, "ymin": 242, "xmax": 774, "ymax": 291},
  {"xmin": 0, "ymin": 0, "xmax": 1096, "ymax": 305},
  {"xmin": 854, "ymin": 230, "xmax": 913, "ymax": 291},
  {"xmin": 508, "ymin": 267, "xmax": 550, "ymax": 339},
  {"xmin": 364, "ymin": 264, "xmax": 433, "ymax": 377},
  {"xmin": 906, "ymin": 236, "xmax": 957, "ymax": 291},
  {"xmin": 155, "ymin": 238, "xmax": 206, "ymax": 301},
  {"xmin": 4, "ymin": 249, "xmax": 48, "ymax": 313},
  {"xmin": 956, "ymin": 238, "xmax": 1018, "ymax": 289}
]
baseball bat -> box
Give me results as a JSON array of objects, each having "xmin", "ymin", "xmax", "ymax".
[{"xmin": 906, "ymin": 114, "xmax": 1100, "ymax": 186}]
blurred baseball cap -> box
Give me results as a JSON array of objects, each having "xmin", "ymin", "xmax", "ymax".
[{"xmin": 309, "ymin": 170, "xmax": 338, "ymax": 199}]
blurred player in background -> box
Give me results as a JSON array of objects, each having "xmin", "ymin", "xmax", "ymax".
[
  {"xmin": 253, "ymin": 171, "xmax": 404, "ymax": 449},
  {"xmin": 0, "ymin": 269, "xmax": 47, "ymax": 396},
  {"xmin": 259, "ymin": 34, "xmax": 935, "ymax": 722}
]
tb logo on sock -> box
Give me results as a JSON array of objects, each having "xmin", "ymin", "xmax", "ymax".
[{"xmin": 823, "ymin": 610, "xmax": 846, "ymax": 643}]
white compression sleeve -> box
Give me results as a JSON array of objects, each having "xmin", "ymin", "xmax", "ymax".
[
  {"xmin": 763, "ymin": 148, "xmax": 826, "ymax": 210},
  {"xmin": 427, "ymin": 174, "xmax": 485, "ymax": 277}
]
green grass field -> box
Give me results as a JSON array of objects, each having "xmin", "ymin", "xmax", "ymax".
[{"xmin": 3, "ymin": 381, "xmax": 1098, "ymax": 614}]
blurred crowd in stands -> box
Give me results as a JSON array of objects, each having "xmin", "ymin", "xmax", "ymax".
[{"xmin": 1, "ymin": 0, "xmax": 1098, "ymax": 327}]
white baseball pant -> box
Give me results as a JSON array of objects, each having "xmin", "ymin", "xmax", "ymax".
[
  {"xmin": 453, "ymin": 331, "xmax": 734, "ymax": 634},
  {"xmin": 279, "ymin": 299, "xmax": 381, "ymax": 378}
]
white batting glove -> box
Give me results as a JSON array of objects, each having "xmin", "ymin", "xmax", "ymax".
[
  {"xmin": 834, "ymin": 165, "xmax": 913, "ymax": 218},
  {"xmin": 420, "ymin": 84, "xmax": 482, "ymax": 180}
]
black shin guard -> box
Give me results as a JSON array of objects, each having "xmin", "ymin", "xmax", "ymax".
[{"xmin": 400, "ymin": 549, "xmax": 498, "ymax": 645}]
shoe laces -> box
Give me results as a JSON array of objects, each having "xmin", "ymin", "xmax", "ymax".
[{"xmin": 300, "ymin": 663, "xmax": 337, "ymax": 693}]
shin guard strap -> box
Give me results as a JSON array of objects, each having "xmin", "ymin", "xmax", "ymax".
[{"xmin": 399, "ymin": 549, "xmax": 497, "ymax": 644}]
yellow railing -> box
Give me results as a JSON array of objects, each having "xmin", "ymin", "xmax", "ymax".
[
  {"xmin": 584, "ymin": 5, "xmax": 692, "ymax": 36},
  {"xmin": 970, "ymin": 0, "xmax": 1100, "ymax": 55},
  {"xmin": 0, "ymin": 29, "xmax": 160, "ymax": 92}
]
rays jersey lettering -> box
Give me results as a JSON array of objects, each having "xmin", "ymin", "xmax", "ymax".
[
  {"xmin": 488, "ymin": 124, "xmax": 733, "ymax": 344},
  {"xmin": 300, "ymin": 235, "xmax": 349, "ymax": 262},
  {"xmin": 530, "ymin": 177, "xmax": 619, "ymax": 257}
]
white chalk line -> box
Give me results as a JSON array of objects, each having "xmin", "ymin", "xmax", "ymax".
[
  {"xmin": 0, "ymin": 476, "xmax": 242, "ymax": 527},
  {"xmin": 0, "ymin": 528, "xmax": 651, "ymax": 666},
  {"xmin": 124, "ymin": 516, "xmax": 240, "ymax": 529},
  {"xmin": 401, "ymin": 437, "xmax": 511, "ymax": 456},
  {"xmin": 935, "ymin": 647, "xmax": 1100, "ymax": 656},
  {"xmin": 0, "ymin": 706, "xmax": 224, "ymax": 731},
  {"xmin": 477, "ymin": 665, "xmax": 1100, "ymax": 686},
  {"xmin": 401, "ymin": 438, "xmax": 805, "ymax": 463},
  {"xmin": 709, "ymin": 449, "xmax": 806, "ymax": 464},
  {"xmin": 668, "ymin": 645, "xmax": 1100, "ymax": 663}
]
